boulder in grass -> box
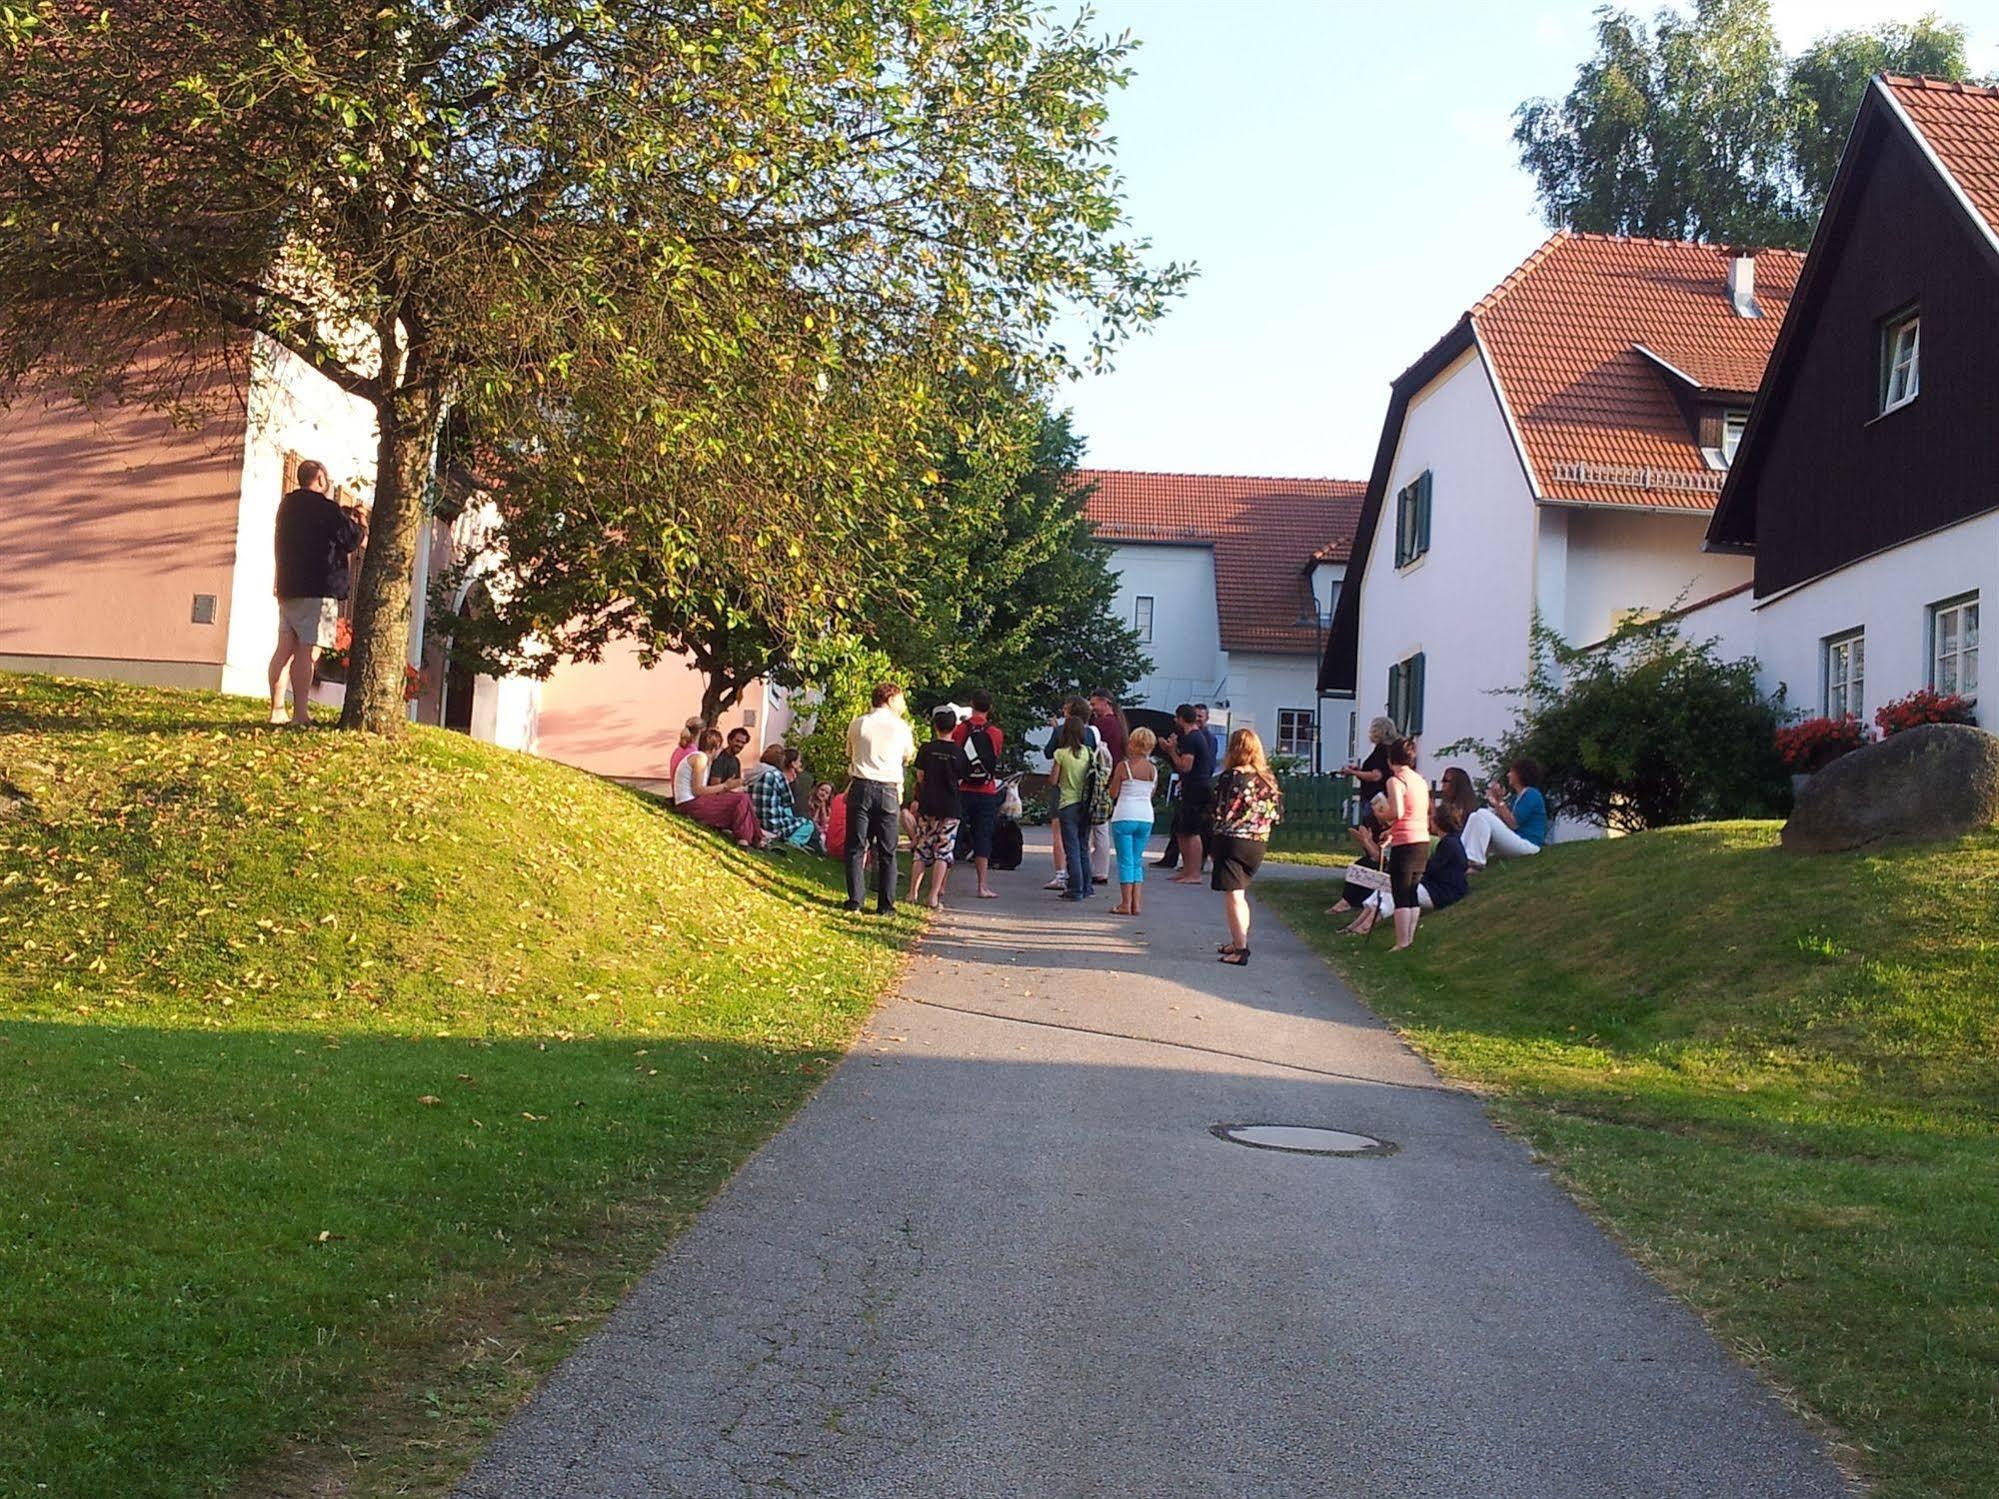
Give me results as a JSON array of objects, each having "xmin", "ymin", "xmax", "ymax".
[{"xmin": 1782, "ymin": 723, "xmax": 1999, "ymax": 854}]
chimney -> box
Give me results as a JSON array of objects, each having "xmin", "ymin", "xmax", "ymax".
[{"xmin": 1727, "ymin": 253, "xmax": 1760, "ymax": 318}]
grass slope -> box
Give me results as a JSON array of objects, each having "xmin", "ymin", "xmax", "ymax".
[
  {"xmin": 1262, "ymin": 824, "xmax": 1999, "ymax": 1499},
  {"xmin": 0, "ymin": 673, "xmax": 914, "ymax": 1498}
]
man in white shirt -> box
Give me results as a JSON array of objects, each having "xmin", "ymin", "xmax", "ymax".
[{"xmin": 844, "ymin": 681, "xmax": 917, "ymax": 913}]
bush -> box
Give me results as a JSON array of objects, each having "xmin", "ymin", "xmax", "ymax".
[
  {"xmin": 1776, "ymin": 714, "xmax": 1873, "ymax": 773},
  {"xmin": 1875, "ymin": 688, "xmax": 1977, "ymax": 737},
  {"xmin": 1450, "ymin": 614, "xmax": 1789, "ymax": 832}
]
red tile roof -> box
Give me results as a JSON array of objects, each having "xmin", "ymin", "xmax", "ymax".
[
  {"xmin": 1077, "ymin": 469, "xmax": 1365, "ymax": 655},
  {"xmin": 1881, "ymin": 74, "xmax": 1999, "ymax": 244},
  {"xmin": 1470, "ymin": 233, "xmax": 1802, "ymax": 510}
]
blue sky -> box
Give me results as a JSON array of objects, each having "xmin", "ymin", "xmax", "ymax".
[{"xmin": 1059, "ymin": 0, "xmax": 1999, "ymax": 479}]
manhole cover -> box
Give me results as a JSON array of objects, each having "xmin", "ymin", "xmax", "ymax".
[{"xmin": 1211, "ymin": 1124, "xmax": 1396, "ymax": 1157}]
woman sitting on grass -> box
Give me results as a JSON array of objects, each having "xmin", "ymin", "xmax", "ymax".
[
  {"xmin": 672, "ymin": 727, "xmax": 761, "ymax": 848},
  {"xmin": 1344, "ymin": 801, "xmax": 1469, "ymax": 938},
  {"xmin": 1462, "ymin": 758, "xmax": 1548, "ymax": 870},
  {"xmin": 1327, "ymin": 792, "xmax": 1390, "ymax": 917}
]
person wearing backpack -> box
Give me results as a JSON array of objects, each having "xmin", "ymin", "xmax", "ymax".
[
  {"xmin": 1049, "ymin": 715, "xmax": 1096, "ymax": 901},
  {"xmin": 950, "ymin": 689, "xmax": 1006, "ymax": 899}
]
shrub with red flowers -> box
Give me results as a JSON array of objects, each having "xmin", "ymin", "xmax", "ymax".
[
  {"xmin": 1873, "ymin": 688, "xmax": 1976, "ymax": 738},
  {"xmin": 313, "ymin": 620, "xmax": 428, "ymax": 702},
  {"xmin": 1775, "ymin": 715, "xmax": 1872, "ymax": 774}
]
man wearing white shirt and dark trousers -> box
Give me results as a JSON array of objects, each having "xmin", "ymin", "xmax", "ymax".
[{"xmin": 844, "ymin": 682, "xmax": 917, "ymax": 914}]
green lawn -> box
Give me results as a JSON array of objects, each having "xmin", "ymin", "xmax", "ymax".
[
  {"xmin": 0, "ymin": 673, "xmax": 915, "ymax": 1498},
  {"xmin": 1261, "ymin": 824, "xmax": 1999, "ymax": 1499}
]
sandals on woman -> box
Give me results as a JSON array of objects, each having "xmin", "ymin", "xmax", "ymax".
[{"xmin": 1218, "ymin": 948, "xmax": 1250, "ymax": 966}]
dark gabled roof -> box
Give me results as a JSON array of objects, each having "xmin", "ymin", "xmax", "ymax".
[
  {"xmin": 1708, "ymin": 74, "xmax": 1999, "ymax": 554},
  {"xmin": 1078, "ymin": 470, "xmax": 1365, "ymax": 655}
]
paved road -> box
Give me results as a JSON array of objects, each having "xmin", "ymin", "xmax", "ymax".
[{"xmin": 459, "ymin": 838, "xmax": 1852, "ymax": 1498}]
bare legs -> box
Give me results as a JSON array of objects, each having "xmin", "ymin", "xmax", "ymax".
[
  {"xmin": 1219, "ymin": 888, "xmax": 1250, "ymax": 956},
  {"xmin": 909, "ymin": 859, "xmax": 951, "ymax": 909},
  {"xmin": 1171, "ymin": 830, "xmax": 1204, "ymax": 883},
  {"xmin": 1393, "ymin": 904, "xmax": 1419, "ymax": 950},
  {"xmin": 266, "ymin": 624, "xmax": 314, "ymax": 727}
]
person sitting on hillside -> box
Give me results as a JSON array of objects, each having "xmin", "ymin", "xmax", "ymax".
[
  {"xmin": 808, "ymin": 779, "xmax": 845, "ymax": 859},
  {"xmin": 1345, "ymin": 801, "xmax": 1470, "ymax": 937},
  {"xmin": 710, "ymin": 726, "xmax": 752, "ymax": 784},
  {"xmin": 1439, "ymin": 766, "xmax": 1481, "ymax": 828},
  {"xmin": 1462, "ymin": 758, "xmax": 1548, "ymax": 870},
  {"xmin": 747, "ymin": 744, "xmax": 819, "ymax": 852},
  {"xmin": 1327, "ymin": 793, "xmax": 1390, "ymax": 917},
  {"xmin": 669, "ymin": 716, "xmax": 706, "ymax": 776},
  {"xmin": 673, "ymin": 727, "xmax": 761, "ymax": 847},
  {"xmin": 908, "ymin": 708, "xmax": 965, "ymax": 909}
]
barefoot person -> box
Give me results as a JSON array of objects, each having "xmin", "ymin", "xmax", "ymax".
[
  {"xmin": 1164, "ymin": 703, "xmax": 1216, "ymax": 884},
  {"xmin": 1382, "ymin": 738, "xmax": 1431, "ymax": 952},
  {"xmin": 908, "ymin": 708, "xmax": 964, "ymax": 909},
  {"xmin": 1346, "ymin": 802, "xmax": 1469, "ymax": 938},
  {"xmin": 1107, "ymin": 726, "xmax": 1158, "ymax": 916},
  {"xmin": 267, "ymin": 460, "xmax": 363, "ymax": 727},
  {"xmin": 673, "ymin": 728, "xmax": 761, "ymax": 847},
  {"xmin": 1213, "ymin": 728, "xmax": 1281, "ymax": 966}
]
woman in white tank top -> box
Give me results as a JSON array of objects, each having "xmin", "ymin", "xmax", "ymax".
[{"xmin": 1106, "ymin": 726, "xmax": 1161, "ymax": 916}]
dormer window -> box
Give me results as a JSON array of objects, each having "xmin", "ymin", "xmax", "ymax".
[
  {"xmin": 1721, "ymin": 410, "xmax": 1747, "ymax": 464},
  {"xmin": 1880, "ymin": 309, "xmax": 1920, "ymax": 414}
]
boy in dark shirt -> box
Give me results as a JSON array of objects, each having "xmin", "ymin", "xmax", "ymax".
[{"xmin": 908, "ymin": 708, "xmax": 965, "ymax": 909}]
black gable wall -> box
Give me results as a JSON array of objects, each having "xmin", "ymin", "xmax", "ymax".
[{"xmin": 1748, "ymin": 120, "xmax": 1999, "ymax": 596}]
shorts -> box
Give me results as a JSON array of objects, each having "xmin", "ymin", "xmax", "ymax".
[
  {"xmin": 279, "ymin": 596, "xmax": 341, "ymax": 649},
  {"xmin": 912, "ymin": 816, "xmax": 960, "ymax": 866},
  {"xmin": 1388, "ymin": 841, "xmax": 1428, "ymax": 909},
  {"xmin": 958, "ymin": 793, "xmax": 1001, "ymax": 860},
  {"xmin": 1173, "ymin": 789, "xmax": 1212, "ymax": 839},
  {"xmin": 1210, "ymin": 833, "xmax": 1265, "ymax": 892}
]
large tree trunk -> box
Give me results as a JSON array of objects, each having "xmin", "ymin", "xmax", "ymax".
[
  {"xmin": 340, "ymin": 385, "xmax": 443, "ymax": 734},
  {"xmin": 699, "ymin": 672, "xmax": 747, "ymax": 726}
]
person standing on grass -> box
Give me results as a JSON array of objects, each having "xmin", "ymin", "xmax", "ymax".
[
  {"xmin": 1049, "ymin": 714, "xmax": 1096, "ymax": 901},
  {"xmin": 673, "ymin": 728, "xmax": 762, "ymax": 847},
  {"xmin": 1462, "ymin": 758, "xmax": 1548, "ymax": 870},
  {"xmin": 1345, "ymin": 801, "xmax": 1468, "ymax": 937},
  {"xmin": 951, "ymin": 689, "xmax": 1005, "ymax": 899},
  {"xmin": 1164, "ymin": 703, "xmax": 1216, "ymax": 883},
  {"xmin": 1107, "ymin": 725, "xmax": 1158, "ymax": 916},
  {"xmin": 1213, "ymin": 728, "xmax": 1282, "ymax": 966},
  {"xmin": 843, "ymin": 682, "xmax": 915, "ymax": 915},
  {"xmin": 1382, "ymin": 737, "xmax": 1432, "ymax": 951},
  {"xmin": 909, "ymin": 708, "xmax": 965, "ymax": 909},
  {"xmin": 268, "ymin": 459, "xmax": 363, "ymax": 728}
]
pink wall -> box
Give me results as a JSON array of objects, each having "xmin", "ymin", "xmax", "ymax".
[
  {"xmin": 534, "ymin": 638, "xmax": 777, "ymax": 779},
  {"xmin": 0, "ymin": 361, "xmax": 247, "ymax": 675}
]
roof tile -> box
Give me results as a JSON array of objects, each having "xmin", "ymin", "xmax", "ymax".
[
  {"xmin": 1882, "ymin": 74, "xmax": 1999, "ymax": 245},
  {"xmin": 1078, "ymin": 470, "xmax": 1365, "ymax": 655}
]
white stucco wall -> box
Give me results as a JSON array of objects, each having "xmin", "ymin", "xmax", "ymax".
[
  {"xmin": 1105, "ymin": 542, "xmax": 1224, "ymax": 713},
  {"xmin": 1559, "ymin": 507, "xmax": 1753, "ymax": 647},
  {"xmin": 1219, "ymin": 650, "xmax": 1325, "ymax": 765},
  {"xmin": 220, "ymin": 337, "xmax": 380, "ymax": 697},
  {"xmin": 1354, "ymin": 346, "xmax": 1537, "ymax": 761},
  {"xmin": 1671, "ymin": 585, "xmax": 1757, "ymax": 667},
  {"xmin": 1750, "ymin": 511, "xmax": 1995, "ymax": 728}
]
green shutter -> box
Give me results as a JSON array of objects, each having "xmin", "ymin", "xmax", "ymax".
[
  {"xmin": 1416, "ymin": 471, "xmax": 1432, "ymax": 555},
  {"xmin": 1386, "ymin": 662, "xmax": 1402, "ymax": 729},
  {"xmin": 1408, "ymin": 652, "xmax": 1426, "ymax": 735},
  {"xmin": 1393, "ymin": 483, "xmax": 1409, "ymax": 567}
]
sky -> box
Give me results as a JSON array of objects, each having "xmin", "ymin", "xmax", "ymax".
[{"xmin": 1057, "ymin": 0, "xmax": 1999, "ymax": 480}]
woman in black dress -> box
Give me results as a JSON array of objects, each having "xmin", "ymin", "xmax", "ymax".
[{"xmin": 1212, "ymin": 728, "xmax": 1283, "ymax": 967}]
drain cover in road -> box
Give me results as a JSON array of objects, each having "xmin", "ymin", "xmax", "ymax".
[{"xmin": 1212, "ymin": 1124, "xmax": 1395, "ymax": 1157}]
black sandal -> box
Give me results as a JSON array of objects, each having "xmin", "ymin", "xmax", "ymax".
[
  {"xmin": 1218, "ymin": 948, "xmax": 1250, "ymax": 966},
  {"xmin": 1217, "ymin": 942, "xmax": 1240, "ymax": 954}
]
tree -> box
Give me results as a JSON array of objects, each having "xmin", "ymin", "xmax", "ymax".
[
  {"xmin": 1515, "ymin": 2, "xmax": 1975, "ymax": 248},
  {"xmin": 0, "ymin": 3, "xmax": 1185, "ymax": 733},
  {"xmin": 1448, "ymin": 613, "xmax": 1789, "ymax": 833}
]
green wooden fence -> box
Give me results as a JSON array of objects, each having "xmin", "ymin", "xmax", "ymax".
[{"xmin": 1268, "ymin": 772, "xmax": 1359, "ymax": 852}]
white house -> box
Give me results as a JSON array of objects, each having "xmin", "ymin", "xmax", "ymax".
[
  {"xmin": 1320, "ymin": 233, "xmax": 1802, "ymax": 770},
  {"xmin": 1698, "ymin": 74, "xmax": 1995, "ymax": 730},
  {"xmin": 1080, "ymin": 470, "xmax": 1363, "ymax": 767}
]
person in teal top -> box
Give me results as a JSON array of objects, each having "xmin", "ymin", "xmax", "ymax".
[{"xmin": 1463, "ymin": 758, "xmax": 1548, "ymax": 869}]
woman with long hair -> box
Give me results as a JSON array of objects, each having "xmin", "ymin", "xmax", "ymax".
[
  {"xmin": 673, "ymin": 727, "xmax": 761, "ymax": 847},
  {"xmin": 1212, "ymin": 727, "xmax": 1282, "ymax": 966},
  {"xmin": 1440, "ymin": 766, "xmax": 1481, "ymax": 827},
  {"xmin": 1382, "ymin": 737, "xmax": 1431, "ymax": 951},
  {"xmin": 1050, "ymin": 713, "xmax": 1096, "ymax": 900}
]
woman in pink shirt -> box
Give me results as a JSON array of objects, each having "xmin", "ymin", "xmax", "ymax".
[
  {"xmin": 1382, "ymin": 737, "xmax": 1431, "ymax": 952},
  {"xmin": 668, "ymin": 716, "xmax": 706, "ymax": 777}
]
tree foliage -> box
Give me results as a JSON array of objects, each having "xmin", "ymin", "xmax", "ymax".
[
  {"xmin": 0, "ymin": 1, "xmax": 1185, "ymax": 732},
  {"xmin": 1450, "ymin": 613, "xmax": 1789, "ymax": 833},
  {"xmin": 1515, "ymin": 1, "xmax": 1973, "ymax": 247}
]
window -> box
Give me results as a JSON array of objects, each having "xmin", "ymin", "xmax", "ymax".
[
  {"xmin": 1133, "ymin": 595, "xmax": 1154, "ymax": 643},
  {"xmin": 1880, "ymin": 309, "xmax": 1920, "ymax": 414},
  {"xmin": 1824, "ymin": 630, "xmax": 1865, "ymax": 718},
  {"xmin": 1393, "ymin": 471, "xmax": 1432, "ymax": 568},
  {"xmin": 1387, "ymin": 652, "xmax": 1426, "ymax": 737},
  {"xmin": 1721, "ymin": 410, "xmax": 1748, "ymax": 464},
  {"xmin": 1275, "ymin": 709, "xmax": 1316, "ymax": 759},
  {"xmin": 1931, "ymin": 594, "xmax": 1979, "ymax": 697}
]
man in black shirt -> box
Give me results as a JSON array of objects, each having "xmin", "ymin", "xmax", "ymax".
[
  {"xmin": 908, "ymin": 708, "xmax": 965, "ymax": 909},
  {"xmin": 268, "ymin": 460, "xmax": 363, "ymax": 727},
  {"xmin": 1165, "ymin": 702, "xmax": 1216, "ymax": 883},
  {"xmin": 710, "ymin": 726, "xmax": 752, "ymax": 783}
]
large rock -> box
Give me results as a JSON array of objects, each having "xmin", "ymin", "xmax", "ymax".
[{"xmin": 1783, "ymin": 723, "xmax": 1999, "ymax": 853}]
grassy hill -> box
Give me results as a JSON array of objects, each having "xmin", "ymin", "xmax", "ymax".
[
  {"xmin": 0, "ymin": 673, "xmax": 914, "ymax": 1498},
  {"xmin": 1263, "ymin": 823, "xmax": 1999, "ymax": 1499}
]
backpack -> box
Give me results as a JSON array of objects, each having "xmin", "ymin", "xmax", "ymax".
[
  {"xmin": 960, "ymin": 720, "xmax": 1000, "ymax": 788},
  {"xmin": 1087, "ymin": 740, "xmax": 1115, "ymax": 825},
  {"xmin": 990, "ymin": 817, "xmax": 1024, "ymax": 870}
]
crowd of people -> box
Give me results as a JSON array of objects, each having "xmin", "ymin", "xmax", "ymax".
[
  {"xmin": 1325, "ymin": 715, "xmax": 1549, "ymax": 951},
  {"xmin": 663, "ymin": 686, "xmax": 1550, "ymax": 962}
]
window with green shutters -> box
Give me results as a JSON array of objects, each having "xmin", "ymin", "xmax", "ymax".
[
  {"xmin": 1387, "ymin": 651, "xmax": 1426, "ymax": 736},
  {"xmin": 1394, "ymin": 471, "xmax": 1433, "ymax": 567}
]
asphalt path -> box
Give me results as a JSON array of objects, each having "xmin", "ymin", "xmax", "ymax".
[{"xmin": 458, "ymin": 835, "xmax": 1853, "ymax": 1498}]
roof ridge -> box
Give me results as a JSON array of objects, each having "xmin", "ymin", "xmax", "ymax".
[
  {"xmin": 1073, "ymin": 466, "xmax": 1364, "ymax": 487},
  {"xmin": 1882, "ymin": 72, "xmax": 1999, "ymax": 100}
]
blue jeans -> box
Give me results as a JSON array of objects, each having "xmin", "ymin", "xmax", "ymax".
[
  {"xmin": 1110, "ymin": 819, "xmax": 1151, "ymax": 884},
  {"xmin": 1055, "ymin": 801, "xmax": 1092, "ymax": 897}
]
